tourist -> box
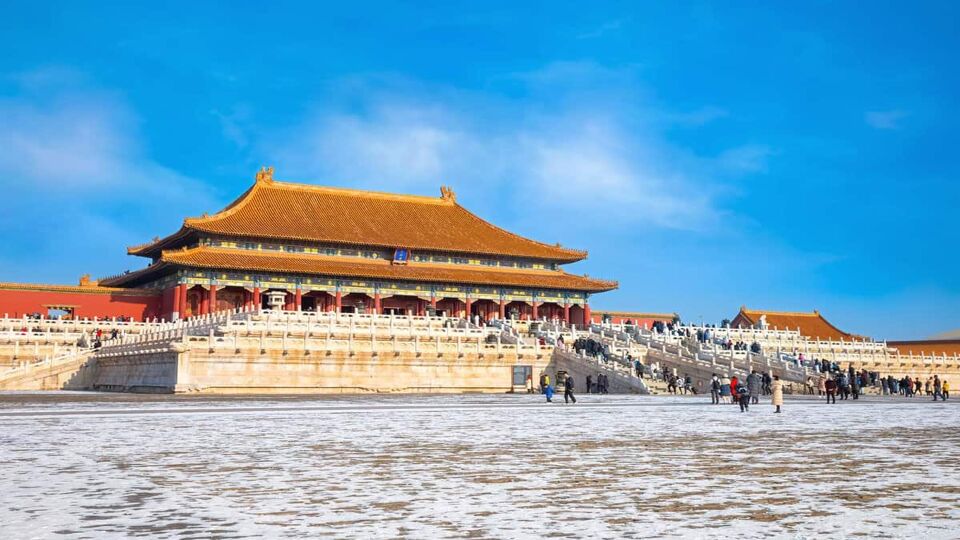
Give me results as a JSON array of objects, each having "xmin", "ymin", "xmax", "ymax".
[
  {"xmin": 736, "ymin": 379, "xmax": 750, "ymax": 412},
  {"xmin": 942, "ymin": 379, "xmax": 950, "ymax": 400},
  {"xmin": 851, "ymin": 375, "xmax": 860, "ymax": 400},
  {"xmin": 634, "ymin": 358, "xmax": 643, "ymax": 378},
  {"xmin": 838, "ymin": 371, "xmax": 850, "ymax": 401},
  {"xmin": 730, "ymin": 375, "xmax": 740, "ymax": 405},
  {"xmin": 545, "ymin": 383, "xmax": 554, "ymax": 403},
  {"xmin": 710, "ymin": 374, "xmax": 721, "ymax": 405},
  {"xmin": 762, "ymin": 372, "xmax": 772, "ymax": 395},
  {"xmin": 771, "ymin": 375, "xmax": 783, "ymax": 413},
  {"xmin": 817, "ymin": 375, "xmax": 826, "ymax": 397},
  {"xmin": 684, "ymin": 374, "xmax": 694, "ymax": 395},
  {"xmin": 564, "ymin": 374, "xmax": 577, "ymax": 404},
  {"xmin": 720, "ymin": 375, "xmax": 731, "ymax": 404},
  {"xmin": 747, "ymin": 370, "xmax": 762, "ymax": 405},
  {"xmin": 586, "ymin": 374, "xmax": 593, "ymax": 394},
  {"xmin": 825, "ymin": 376, "xmax": 837, "ymax": 404},
  {"xmin": 525, "ymin": 374, "xmax": 534, "ymax": 394},
  {"xmin": 933, "ymin": 376, "xmax": 944, "ymax": 401}
]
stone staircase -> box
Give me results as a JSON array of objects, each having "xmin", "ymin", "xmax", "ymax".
[{"xmin": 0, "ymin": 348, "xmax": 95, "ymax": 390}]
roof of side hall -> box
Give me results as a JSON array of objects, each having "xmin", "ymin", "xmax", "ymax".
[
  {"xmin": 128, "ymin": 171, "xmax": 587, "ymax": 262},
  {"xmin": 733, "ymin": 307, "xmax": 865, "ymax": 342}
]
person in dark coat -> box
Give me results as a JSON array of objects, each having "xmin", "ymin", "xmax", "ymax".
[
  {"xmin": 736, "ymin": 380, "xmax": 750, "ymax": 412},
  {"xmin": 586, "ymin": 374, "xmax": 593, "ymax": 394},
  {"xmin": 564, "ymin": 374, "xmax": 577, "ymax": 404},
  {"xmin": 825, "ymin": 377, "xmax": 837, "ymax": 404}
]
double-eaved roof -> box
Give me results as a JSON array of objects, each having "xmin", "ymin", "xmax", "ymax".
[
  {"xmin": 129, "ymin": 175, "xmax": 586, "ymax": 262},
  {"xmin": 108, "ymin": 172, "xmax": 615, "ymax": 293}
]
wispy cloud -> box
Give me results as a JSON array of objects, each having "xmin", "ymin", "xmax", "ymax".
[
  {"xmin": 262, "ymin": 64, "xmax": 760, "ymax": 234},
  {"xmin": 0, "ymin": 68, "xmax": 215, "ymax": 280},
  {"xmin": 717, "ymin": 144, "xmax": 775, "ymax": 174},
  {"xmin": 865, "ymin": 109, "xmax": 908, "ymax": 130}
]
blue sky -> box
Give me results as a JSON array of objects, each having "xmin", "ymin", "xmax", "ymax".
[{"xmin": 1, "ymin": 1, "xmax": 957, "ymax": 339}]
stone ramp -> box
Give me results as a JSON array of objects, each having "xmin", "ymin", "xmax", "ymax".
[{"xmin": 551, "ymin": 349, "xmax": 649, "ymax": 394}]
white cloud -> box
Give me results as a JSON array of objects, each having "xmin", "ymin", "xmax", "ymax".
[
  {"xmin": 275, "ymin": 104, "xmax": 477, "ymax": 193},
  {"xmin": 263, "ymin": 67, "xmax": 752, "ymax": 234},
  {"xmin": 865, "ymin": 110, "xmax": 908, "ymax": 130},
  {"xmin": 0, "ymin": 70, "xmax": 216, "ymax": 280}
]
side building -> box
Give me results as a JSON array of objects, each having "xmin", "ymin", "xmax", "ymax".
[
  {"xmin": 1, "ymin": 167, "xmax": 616, "ymax": 325},
  {"xmin": 730, "ymin": 307, "xmax": 864, "ymax": 341}
]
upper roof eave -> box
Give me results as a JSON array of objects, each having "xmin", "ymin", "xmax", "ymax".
[{"xmin": 134, "ymin": 175, "xmax": 589, "ymax": 262}]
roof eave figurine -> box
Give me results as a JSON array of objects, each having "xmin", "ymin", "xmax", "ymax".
[{"xmin": 256, "ymin": 166, "xmax": 275, "ymax": 184}]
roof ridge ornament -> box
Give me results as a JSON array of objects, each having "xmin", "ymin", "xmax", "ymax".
[
  {"xmin": 440, "ymin": 185, "xmax": 456, "ymax": 202},
  {"xmin": 256, "ymin": 166, "xmax": 275, "ymax": 184}
]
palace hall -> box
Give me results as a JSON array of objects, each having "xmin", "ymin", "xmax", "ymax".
[{"xmin": 0, "ymin": 168, "xmax": 616, "ymax": 324}]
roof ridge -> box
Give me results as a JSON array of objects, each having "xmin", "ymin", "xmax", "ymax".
[
  {"xmin": 742, "ymin": 307, "xmax": 821, "ymax": 317},
  {"xmin": 267, "ymin": 179, "xmax": 453, "ymax": 206},
  {"xmin": 185, "ymin": 181, "xmax": 262, "ymax": 226}
]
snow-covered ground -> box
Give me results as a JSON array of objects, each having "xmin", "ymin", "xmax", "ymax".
[{"xmin": 1, "ymin": 393, "xmax": 958, "ymax": 539}]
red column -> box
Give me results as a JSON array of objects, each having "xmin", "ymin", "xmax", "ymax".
[
  {"xmin": 583, "ymin": 303, "xmax": 591, "ymax": 327},
  {"xmin": 179, "ymin": 285, "xmax": 189, "ymax": 318},
  {"xmin": 563, "ymin": 304, "xmax": 570, "ymax": 323},
  {"xmin": 430, "ymin": 297, "xmax": 437, "ymax": 314},
  {"xmin": 172, "ymin": 284, "xmax": 182, "ymax": 319},
  {"xmin": 209, "ymin": 284, "xmax": 217, "ymax": 313},
  {"xmin": 335, "ymin": 291, "xmax": 342, "ymax": 312},
  {"xmin": 295, "ymin": 288, "xmax": 302, "ymax": 311},
  {"xmin": 532, "ymin": 302, "xmax": 539, "ymax": 320},
  {"xmin": 465, "ymin": 298, "xmax": 472, "ymax": 319},
  {"xmin": 374, "ymin": 293, "xmax": 381, "ymax": 314},
  {"xmin": 200, "ymin": 288, "xmax": 209, "ymax": 315},
  {"xmin": 499, "ymin": 300, "xmax": 506, "ymax": 319},
  {"xmin": 253, "ymin": 287, "xmax": 261, "ymax": 310}
]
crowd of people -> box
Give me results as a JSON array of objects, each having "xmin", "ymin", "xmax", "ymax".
[
  {"xmin": 572, "ymin": 337, "xmax": 612, "ymax": 362},
  {"xmin": 707, "ymin": 371, "xmax": 783, "ymax": 413}
]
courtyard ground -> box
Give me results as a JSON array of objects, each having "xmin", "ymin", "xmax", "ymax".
[{"xmin": 1, "ymin": 392, "xmax": 958, "ymax": 539}]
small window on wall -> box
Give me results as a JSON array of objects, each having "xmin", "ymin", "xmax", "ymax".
[
  {"xmin": 512, "ymin": 365, "xmax": 533, "ymax": 386},
  {"xmin": 47, "ymin": 307, "xmax": 74, "ymax": 320}
]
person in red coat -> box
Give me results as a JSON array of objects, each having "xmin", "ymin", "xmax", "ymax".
[{"xmin": 730, "ymin": 376, "xmax": 740, "ymax": 404}]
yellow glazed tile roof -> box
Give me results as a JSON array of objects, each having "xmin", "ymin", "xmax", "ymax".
[
  {"xmin": 734, "ymin": 307, "xmax": 863, "ymax": 341},
  {"xmin": 130, "ymin": 174, "xmax": 586, "ymax": 262}
]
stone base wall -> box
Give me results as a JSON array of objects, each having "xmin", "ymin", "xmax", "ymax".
[
  {"xmin": 81, "ymin": 345, "xmax": 553, "ymax": 394},
  {"xmin": 88, "ymin": 350, "xmax": 181, "ymax": 393}
]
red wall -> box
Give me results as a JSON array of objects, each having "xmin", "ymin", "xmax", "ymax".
[
  {"xmin": 0, "ymin": 288, "xmax": 163, "ymax": 321},
  {"xmin": 591, "ymin": 314, "xmax": 673, "ymax": 327}
]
